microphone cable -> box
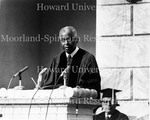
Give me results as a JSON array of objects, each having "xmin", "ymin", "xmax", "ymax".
[
  {"xmin": 28, "ymin": 77, "xmax": 47, "ymax": 119},
  {"xmin": 4, "ymin": 75, "xmax": 21, "ymax": 119},
  {"xmin": 2, "ymin": 76, "xmax": 13, "ymax": 119},
  {"xmin": 27, "ymin": 85, "xmax": 52, "ymax": 120},
  {"xmin": 28, "ymin": 87, "xmax": 40, "ymax": 119},
  {"xmin": 4, "ymin": 76, "xmax": 16, "ymax": 115},
  {"xmin": 7, "ymin": 76, "xmax": 14, "ymax": 90},
  {"xmin": 28, "ymin": 67, "xmax": 65, "ymax": 120},
  {"xmin": 4, "ymin": 76, "xmax": 15, "ymax": 117},
  {"xmin": 45, "ymin": 75, "xmax": 63, "ymax": 120},
  {"xmin": 45, "ymin": 65, "xmax": 71, "ymax": 119}
]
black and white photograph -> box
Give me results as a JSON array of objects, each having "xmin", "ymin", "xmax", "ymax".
[{"xmin": 0, "ymin": 0, "xmax": 149, "ymax": 120}]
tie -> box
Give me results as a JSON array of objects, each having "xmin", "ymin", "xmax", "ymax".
[
  {"xmin": 64, "ymin": 55, "xmax": 72, "ymax": 86},
  {"xmin": 67, "ymin": 54, "xmax": 72, "ymax": 66}
]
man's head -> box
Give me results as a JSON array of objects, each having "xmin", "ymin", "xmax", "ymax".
[
  {"xmin": 59, "ymin": 26, "xmax": 79, "ymax": 54},
  {"xmin": 100, "ymin": 88, "xmax": 121, "ymax": 114}
]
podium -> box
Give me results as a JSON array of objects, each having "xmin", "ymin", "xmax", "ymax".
[{"xmin": 0, "ymin": 89, "xmax": 100, "ymax": 120}]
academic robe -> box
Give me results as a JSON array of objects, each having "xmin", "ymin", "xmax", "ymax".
[
  {"xmin": 41, "ymin": 48, "xmax": 101, "ymax": 98},
  {"xmin": 94, "ymin": 110, "xmax": 129, "ymax": 120}
]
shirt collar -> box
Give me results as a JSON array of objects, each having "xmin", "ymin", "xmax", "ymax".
[{"xmin": 66, "ymin": 46, "xmax": 79, "ymax": 58}]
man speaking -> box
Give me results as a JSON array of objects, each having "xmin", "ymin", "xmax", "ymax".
[{"xmin": 36, "ymin": 26, "xmax": 101, "ymax": 98}]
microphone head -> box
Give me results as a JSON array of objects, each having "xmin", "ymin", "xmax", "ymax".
[
  {"xmin": 13, "ymin": 66, "xmax": 29, "ymax": 77},
  {"xmin": 60, "ymin": 66, "xmax": 71, "ymax": 77},
  {"xmin": 22, "ymin": 66, "xmax": 29, "ymax": 72}
]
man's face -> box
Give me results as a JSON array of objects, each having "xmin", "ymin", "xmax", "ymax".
[
  {"xmin": 59, "ymin": 31, "xmax": 77, "ymax": 54},
  {"xmin": 102, "ymin": 97, "xmax": 116, "ymax": 114}
]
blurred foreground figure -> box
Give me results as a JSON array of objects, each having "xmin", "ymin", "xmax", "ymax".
[{"xmin": 94, "ymin": 88, "xmax": 129, "ymax": 120}]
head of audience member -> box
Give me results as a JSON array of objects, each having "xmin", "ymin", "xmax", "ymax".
[
  {"xmin": 59, "ymin": 26, "xmax": 79, "ymax": 54},
  {"xmin": 101, "ymin": 88, "xmax": 121, "ymax": 115}
]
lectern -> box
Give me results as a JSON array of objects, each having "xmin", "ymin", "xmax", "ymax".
[{"xmin": 0, "ymin": 89, "xmax": 100, "ymax": 120}]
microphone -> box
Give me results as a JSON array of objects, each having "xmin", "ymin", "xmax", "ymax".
[
  {"xmin": 13, "ymin": 66, "xmax": 29, "ymax": 78},
  {"xmin": 7, "ymin": 66, "xmax": 29, "ymax": 90},
  {"xmin": 60, "ymin": 65, "xmax": 70, "ymax": 77}
]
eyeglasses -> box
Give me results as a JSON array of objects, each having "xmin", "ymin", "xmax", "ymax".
[
  {"xmin": 102, "ymin": 100, "xmax": 118, "ymax": 105},
  {"xmin": 102, "ymin": 100, "xmax": 111, "ymax": 104},
  {"xmin": 60, "ymin": 37, "xmax": 74, "ymax": 43}
]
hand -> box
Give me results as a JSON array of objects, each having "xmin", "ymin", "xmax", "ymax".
[{"xmin": 34, "ymin": 85, "xmax": 41, "ymax": 90}]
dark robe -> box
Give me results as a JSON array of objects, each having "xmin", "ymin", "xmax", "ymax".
[
  {"xmin": 94, "ymin": 110, "xmax": 129, "ymax": 120},
  {"xmin": 41, "ymin": 48, "xmax": 101, "ymax": 98}
]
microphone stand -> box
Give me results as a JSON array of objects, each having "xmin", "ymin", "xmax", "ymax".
[
  {"xmin": 63, "ymin": 73, "xmax": 67, "ymax": 87},
  {"xmin": 18, "ymin": 72, "xmax": 22, "ymax": 87},
  {"xmin": 14, "ymin": 72, "xmax": 24, "ymax": 90},
  {"xmin": 58, "ymin": 73, "xmax": 68, "ymax": 91}
]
